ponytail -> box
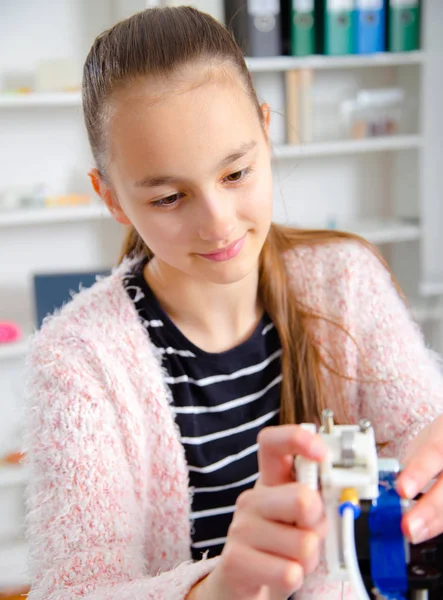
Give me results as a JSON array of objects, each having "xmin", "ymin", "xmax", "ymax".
[
  {"xmin": 259, "ymin": 224, "xmax": 328, "ymax": 425},
  {"xmin": 119, "ymin": 226, "xmax": 152, "ymax": 264}
]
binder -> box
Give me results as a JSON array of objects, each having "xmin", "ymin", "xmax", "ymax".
[
  {"xmin": 388, "ymin": 0, "xmax": 420, "ymax": 52},
  {"xmin": 224, "ymin": 0, "xmax": 282, "ymax": 56},
  {"xmin": 322, "ymin": 0, "xmax": 355, "ymax": 56},
  {"xmin": 291, "ymin": 0, "xmax": 316, "ymax": 56},
  {"xmin": 354, "ymin": 0, "xmax": 386, "ymax": 54}
]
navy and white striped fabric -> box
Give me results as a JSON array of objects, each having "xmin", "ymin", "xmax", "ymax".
[{"xmin": 123, "ymin": 259, "xmax": 282, "ymax": 560}]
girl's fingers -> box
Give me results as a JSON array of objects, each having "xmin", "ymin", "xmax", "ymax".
[
  {"xmin": 257, "ymin": 426, "xmax": 327, "ymax": 487},
  {"xmin": 402, "ymin": 475, "xmax": 443, "ymax": 544},
  {"xmin": 397, "ymin": 419, "xmax": 443, "ymax": 500},
  {"xmin": 228, "ymin": 514, "xmax": 322, "ymax": 575},
  {"xmin": 219, "ymin": 540, "xmax": 304, "ymax": 599},
  {"xmin": 239, "ymin": 482, "xmax": 325, "ymax": 530}
]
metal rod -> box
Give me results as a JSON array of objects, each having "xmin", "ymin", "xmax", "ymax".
[
  {"xmin": 321, "ymin": 409, "xmax": 334, "ymax": 433},
  {"xmin": 359, "ymin": 418, "xmax": 372, "ymax": 433}
]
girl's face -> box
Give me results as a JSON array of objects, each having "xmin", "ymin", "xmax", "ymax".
[{"xmin": 96, "ymin": 66, "xmax": 274, "ymax": 286}]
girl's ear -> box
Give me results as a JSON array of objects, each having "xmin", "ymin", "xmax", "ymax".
[{"xmin": 88, "ymin": 169, "xmax": 132, "ymax": 225}]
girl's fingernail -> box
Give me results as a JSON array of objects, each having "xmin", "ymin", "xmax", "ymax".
[
  {"xmin": 409, "ymin": 518, "xmax": 428, "ymax": 545},
  {"xmin": 400, "ymin": 476, "xmax": 418, "ymax": 499}
]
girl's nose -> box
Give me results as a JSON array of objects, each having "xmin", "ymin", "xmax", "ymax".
[{"xmin": 197, "ymin": 194, "xmax": 236, "ymax": 243}]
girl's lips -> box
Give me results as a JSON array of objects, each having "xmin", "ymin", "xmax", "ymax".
[{"xmin": 197, "ymin": 235, "xmax": 246, "ymax": 262}]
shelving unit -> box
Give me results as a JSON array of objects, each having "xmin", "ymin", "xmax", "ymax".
[
  {"xmin": 273, "ymin": 135, "xmax": 423, "ymax": 159},
  {"xmin": 246, "ymin": 51, "xmax": 425, "ymax": 72},
  {"xmin": 0, "ymin": 204, "xmax": 110, "ymax": 227},
  {"xmin": 0, "ymin": 91, "xmax": 81, "ymax": 108}
]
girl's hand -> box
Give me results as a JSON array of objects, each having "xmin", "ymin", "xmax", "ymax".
[
  {"xmin": 397, "ymin": 415, "xmax": 443, "ymax": 545},
  {"xmin": 191, "ymin": 425, "xmax": 328, "ymax": 600}
]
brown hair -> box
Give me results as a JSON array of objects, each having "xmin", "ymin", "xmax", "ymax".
[{"xmin": 82, "ymin": 6, "xmax": 399, "ymax": 426}]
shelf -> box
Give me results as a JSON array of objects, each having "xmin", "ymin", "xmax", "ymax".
[
  {"xmin": 343, "ymin": 218, "xmax": 421, "ymax": 244},
  {"xmin": 273, "ymin": 135, "xmax": 423, "ymax": 159},
  {"xmin": 0, "ymin": 541, "xmax": 29, "ymax": 587},
  {"xmin": 291, "ymin": 218, "xmax": 421, "ymax": 245},
  {"xmin": 0, "ymin": 340, "xmax": 29, "ymax": 360},
  {"xmin": 0, "ymin": 53, "xmax": 424, "ymax": 109},
  {"xmin": 0, "ymin": 204, "xmax": 111, "ymax": 227},
  {"xmin": 0, "ymin": 91, "xmax": 81, "ymax": 108},
  {"xmin": 246, "ymin": 51, "xmax": 424, "ymax": 73},
  {"xmin": 0, "ymin": 466, "xmax": 28, "ymax": 490}
]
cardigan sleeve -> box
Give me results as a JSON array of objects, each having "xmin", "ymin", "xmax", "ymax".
[
  {"xmin": 23, "ymin": 333, "xmax": 218, "ymax": 600},
  {"xmin": 344, "ymin": 243, "xmax": 443, "ymax": 460}
]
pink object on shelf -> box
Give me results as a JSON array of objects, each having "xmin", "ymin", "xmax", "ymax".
[{"xmin": 0, "ymin": 321, "xmax": 22, "ymax": 344}]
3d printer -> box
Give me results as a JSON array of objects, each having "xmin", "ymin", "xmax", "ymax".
[{"xmin": 294, "ymin": 410, "xmax": 443, "ymax": 600}]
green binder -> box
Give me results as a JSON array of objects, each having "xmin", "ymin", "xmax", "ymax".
[
  {"xmin": 291, "ymin": 0, "xmax": 316, "ymax": 56},
  {"xmin": 322, "ymin": 0, "xmax": 355, "ymax": 56},
  {"xmin": 388, "ymin": 0, "xmax": 420, "ymax": 52}
]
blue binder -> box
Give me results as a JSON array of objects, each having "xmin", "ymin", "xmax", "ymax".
[
  {"xmin": 33, "ymin": 270, "xmax": 110, "ymax": 328},
  {"xmin": 354, "ymin": 0, "xmax": 386, "ymax": 54}
]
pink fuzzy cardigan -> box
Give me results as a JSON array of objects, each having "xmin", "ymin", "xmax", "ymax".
[{"xmin": 24, "ymin": 241, "xmax": 443, "ymax": 600}]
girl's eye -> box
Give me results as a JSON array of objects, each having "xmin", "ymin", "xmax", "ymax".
[
  {"xmin": 224, "ymin": 168, "xmax": 251, "ymax": 183},
  {"xmin": 151, "ymin": 193, "xmax": 183, "ymax": 208}
]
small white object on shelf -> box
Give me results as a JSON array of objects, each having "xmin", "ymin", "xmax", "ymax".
[
  {"xmin": 273, "ymin": 135, "xmax": 423, "ymax": 159},
  {"xmin": 0, "ymin": 91, "xmax": 81, "ymax": 108},
  {"xmin": 0, "ymin": 204, "xmax": 111, "ymax": 227},
  {"xmin": 246, "ymin": 51, "xmax": 424, "ymax": 73}
]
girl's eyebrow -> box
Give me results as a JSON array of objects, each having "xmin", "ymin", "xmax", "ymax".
[
  {"xmin": 134, "ymin": 140, "xmax": 258, "ymax": 189},
  {"xmin": 216, "ymin": 140, "xmax": 257, "ymax": 170}
]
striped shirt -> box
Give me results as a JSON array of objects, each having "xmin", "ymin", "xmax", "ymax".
[{"xmin": 123, "ymin": 259, "xmax": 282, "ymax": 560}]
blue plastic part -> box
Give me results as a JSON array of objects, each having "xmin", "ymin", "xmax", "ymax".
[
  {"xmin": 338, "ymin": 501, "xmax": 361, "ymax": 519},
  {"xmin": 369, "ymin": 472, "xmax": 408, "ymax": 600}
]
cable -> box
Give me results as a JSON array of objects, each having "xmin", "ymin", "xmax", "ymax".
[{"xmin": 342, "ymin": 506, "xmax": 371, "ymax": 600}]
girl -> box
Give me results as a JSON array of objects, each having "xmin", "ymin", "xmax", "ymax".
[{"xmin": 24, "ymin": 6, "xmax": 443, "ymax": 600}]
